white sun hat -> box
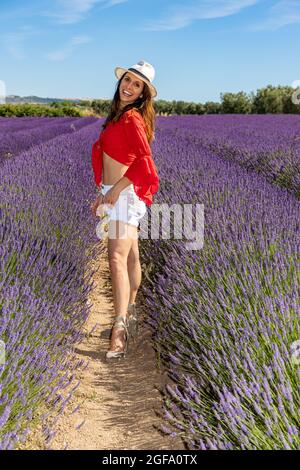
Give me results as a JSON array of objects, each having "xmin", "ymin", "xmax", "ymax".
[{"xmin": 114, "ymin": 60, "xmax": 157, "ymax": 98}]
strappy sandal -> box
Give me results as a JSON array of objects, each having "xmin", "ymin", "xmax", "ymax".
[
  {"xmin": 106, "ymin": 316, "xmax": 129, "ymax": 360},
  {"xmin": 127, "ymin": 303, "xmax": 138, "ymax": 341}
]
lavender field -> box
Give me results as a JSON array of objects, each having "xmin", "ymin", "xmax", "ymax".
[
  {"xmin": 142, "ymin": 114, "xmax": 300, "ymax": 449},
  {"xmin": 0, "ymin": 115, "xmax": 299, "ymax": 449},
  {"xmin": 0, "ymin": 116, "xmax": 97, "ymax": 165},
  {"xmin": 0, "ymin": 117, "xmax": 102, "ymax": 449}
]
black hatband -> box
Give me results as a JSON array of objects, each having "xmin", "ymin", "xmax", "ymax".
[{"xmin": 128, "ymin": 67, "xmax": 150, "ymax": 82}]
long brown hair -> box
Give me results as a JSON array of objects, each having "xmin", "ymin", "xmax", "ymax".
[{"xmin": 101, "ymin": 71, "xmax": 156, "ymax": 144}]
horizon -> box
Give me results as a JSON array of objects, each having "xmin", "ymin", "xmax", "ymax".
[
  {"xmin": 3, "ymin": 81, "xmax": 295, "ymax": 105},
  {"xmin": 0, "ymin": 1, "xmax": 299, "ymax": 102}
]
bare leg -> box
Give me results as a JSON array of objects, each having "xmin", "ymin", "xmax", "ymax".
[
  {"xmin": 127, "ymin": 237, "xmax": 142, "ymax": 305},
  {"xmin": 107, "ymin": 221, "xmax": 137, "ymax": 352},
  {"xmin": 108, "ymin": 231, "xmax": 132, "ymax": 318}
]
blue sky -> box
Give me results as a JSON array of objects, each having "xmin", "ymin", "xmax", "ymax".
[{"xmin": 0, "ymin": 0, "xmax": 299, "ymax": 102}]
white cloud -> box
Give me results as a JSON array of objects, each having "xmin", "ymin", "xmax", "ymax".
[
  {"xmin": 247, "ymin": 0, "xmax": 300, "ymax": 31},
  {"xmin": 1, "ymin": 26, "xmax": 41, "ymax": 60},
  {"xmin": 0, "ymin": 0, "xmax": 127, "ymax": 24},
  {"xmin": 46, "ymin": 35, "xmax": 92, "ymax": 61},
  {"xmin": 43, "ymin": 0, "xmax": 128, "ymax": 24},
  {"xmin": 0, "ymin": 0, "xmax": 126, "ymax": 60},
  {"xmin": 100, "ymin": 0, "xmax": 128, "ymax": 7},
  {"xmin": 142, "ymin": 0, "xmax": 261, "ymax": 31}
]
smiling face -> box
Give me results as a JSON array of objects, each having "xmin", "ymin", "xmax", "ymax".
[{"xmin": 119, "ymin": 72, "xmax": 145, "ymax": 108}]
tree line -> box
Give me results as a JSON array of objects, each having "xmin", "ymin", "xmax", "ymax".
[
  {"xmin": 1, "ymin": 85, "xmax": 299, "ymax": 117},
  {"xmin": 91, "ymin": 85, "xmax": 300, "ymax": 115},
  {"xmin": 0, "ymin": 101, "xmax": 82, "ymax": 117}
]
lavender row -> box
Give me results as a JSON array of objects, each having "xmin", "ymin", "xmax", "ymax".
[
  {"xmin": 0, "ymin": 116, "xmax": 98, "ymax": 165},
  {"xmin": 0, "ymin": 117, "xmax": 71, "ymax": 133},
  {"xmin": 0, "ymin": 118, "xmax": 103, "ymax": 449},
  {"xmin": 156, "ymin": 114, "xmax": 300, "ymax": 197},
  {"xmin": 141, "ymin": 122, "xmax": 300, "ymax": 449}
]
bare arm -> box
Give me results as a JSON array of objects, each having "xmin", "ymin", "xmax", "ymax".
[
  {"xmin": 102, "ymin": 176, "xmax": 132, "ymax": 205},
  {"xmin": 113, "ymin": 176, "xmax": 132, "ymax": 193},
  {"xmin": 90, "ymin": 192, "xmax": 104, "ymax": 217}
]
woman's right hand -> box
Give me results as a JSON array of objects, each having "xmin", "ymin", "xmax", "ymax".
[{"xmin": 90, "ymin": 194, "xmax": 103, "ymax": 217}]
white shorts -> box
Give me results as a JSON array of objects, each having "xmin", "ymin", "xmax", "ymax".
[{"xmin": 98, "ymin": 183, "xmax": 147, "ymax": 228}]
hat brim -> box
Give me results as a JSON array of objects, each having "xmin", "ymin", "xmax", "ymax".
[{"xmin": 114, "ymin": 66, "xmax": 157, "ymax": 98}]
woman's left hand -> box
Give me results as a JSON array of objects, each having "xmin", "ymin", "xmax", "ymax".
[{"xmin": 102, "ymin": 186, "xmax": 120, "ymax": 206}]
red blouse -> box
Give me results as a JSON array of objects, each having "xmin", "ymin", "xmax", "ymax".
[{"xmin": 91, "ymin": 108, "xmax": 159, "ymax": 206}]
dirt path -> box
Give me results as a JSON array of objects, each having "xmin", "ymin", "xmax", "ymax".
[{"xmin": 24, "ymin": 241, "xmax": 185, "ymax": 450}]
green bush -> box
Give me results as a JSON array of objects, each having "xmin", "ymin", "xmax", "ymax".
[{"xmin": 0, "ymin": 103, "xmax": 82, "ymax": 117}]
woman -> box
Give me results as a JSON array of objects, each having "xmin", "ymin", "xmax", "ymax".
[{"xmin": 90, "ymin": 60, "xmax": 159, "ymax": 360}]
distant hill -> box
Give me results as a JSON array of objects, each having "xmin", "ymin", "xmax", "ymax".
[{"xmin": 5, "ymin": 95, "xmax": 89, "ymax": 104}]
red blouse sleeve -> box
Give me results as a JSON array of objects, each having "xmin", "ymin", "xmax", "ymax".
[
  {"xmin": 123, "ymin": 110, "xmax": 159, "ymax": 205},
  {"xmin": 91, "ymin": 136, "xmax": 102, "ymax": 188}
]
